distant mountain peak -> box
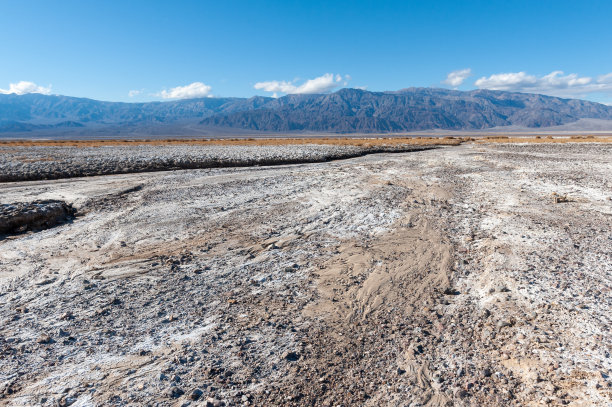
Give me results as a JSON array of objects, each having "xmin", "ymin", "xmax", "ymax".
[{"xmin": 1, "ymin": 88, "xmax": 611, "ymax": 136}]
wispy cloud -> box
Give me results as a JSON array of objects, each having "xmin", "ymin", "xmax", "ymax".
[
  {"xmin": 128, "ymin": 89, "xmax": 142, "ymax": 97},
  {"xmin": 157, "ymin": 82, "xmax": 212, "ymax": 99},
  {"xmin": 0, "ymin": 81, "xmax": 52, "ymax": 95},
  {"xmin": 254, "ymin": 73, "xmax": 350, "ymax": 95},
  {"xmin": 442, "ymin": 68, "xmax": 471, "ymax": 87},
  {"xmin": 474, "ymin": 70, "xmax": 612, "ymax": 98}
]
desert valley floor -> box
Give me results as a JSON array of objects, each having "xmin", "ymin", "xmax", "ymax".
[{"xmin": 0, "ymin": 142, "xmax": 611, "ymax": 406}]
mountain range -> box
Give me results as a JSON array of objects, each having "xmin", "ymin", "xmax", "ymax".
[{"xmin": 1, "ymin": 88, "xmax": 612, "ymax": 137}]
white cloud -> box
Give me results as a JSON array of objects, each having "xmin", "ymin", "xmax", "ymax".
[
  {"xmin": 254, "ymin": 80, "xmax": 296, "ymax": 94},
  {"xmin": 443, "ymin": 68, "xmax": 472, "ymax": 87},
  {"xmin": 158, "ymin": 82, "xmax": 212, "ymax": 99},
  {"xmin": 128, "ymin": 89, "xmax": 142, "ymax": 97},
  {"xmin": 474, "ymin": 70, "xmax": 612, "ymax": 98},
  {"xmin": 0, "ymin": 81, "xmax": 52, "ymax": 95},
  {"xmin": 596, "ymin": 72, "xmax": 612, "ymax": 83},
  {"xmin": 254, "ymin": 73, "xmax": 349, "ymax": 95}
]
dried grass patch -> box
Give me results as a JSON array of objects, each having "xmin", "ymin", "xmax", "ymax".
[
  {"xmin": 2, "ymin": 135, "xmax": 611, "ymax": 149},
  {"xmin": 476, "ymin": 135, "xmax": 612, "ymax": 144}
]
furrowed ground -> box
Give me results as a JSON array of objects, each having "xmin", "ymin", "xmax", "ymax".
[{"xmin": 0, "ymin": 141, "xmax": 610, "ymax": 406}]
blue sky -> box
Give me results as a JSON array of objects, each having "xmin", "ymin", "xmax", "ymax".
[{"xmin": 1, "ymin": 0, "xmax": 612, "ymax": 103}]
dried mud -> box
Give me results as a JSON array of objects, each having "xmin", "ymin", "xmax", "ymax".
[{"xmin": 0, "ymin": 143, "xmax": 610, "ymax": 406}]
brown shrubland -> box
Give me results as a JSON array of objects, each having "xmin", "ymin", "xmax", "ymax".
[{"xmin": 1, "ymin": 134, "xmax": 611, "ymax": 148}]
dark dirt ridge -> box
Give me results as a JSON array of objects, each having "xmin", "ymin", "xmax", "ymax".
[
  {"xmin": 0, "ymin": 145, "xmax": 435, "ymax": 182},
  {"xmin": 0, "ymin": 200, "xmax": 75, "ymax": 236}
]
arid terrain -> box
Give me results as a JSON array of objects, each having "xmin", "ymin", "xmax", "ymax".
[{"xmin": 1, "ymin": 141, "xmax": 611, "ymax": 406}]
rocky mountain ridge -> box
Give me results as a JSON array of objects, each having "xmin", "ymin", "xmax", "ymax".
[{"xmin": 2, "ymin": 88, "xmax": 612, "ymax": 136}]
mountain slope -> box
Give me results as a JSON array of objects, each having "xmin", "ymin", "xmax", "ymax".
[
  {"xmin": 1, "ymin": 88, "xmax": 612, "ymax": 136},
  {"xmin": 0, "ymin": 93, "xmax": 270, "ymax": 125},
  {"xmin": 200, "ymin": 88, "xmax": 612, "ymax": 132}
]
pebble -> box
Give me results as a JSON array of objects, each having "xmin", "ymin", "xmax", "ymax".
[
  {"xmin": 206, "ymin": 397, "xmax": 225, "ymax": 407},
  {"xmin": 190, "ymin": 388, "xmax": 203, "ymax": 400},
  {"xmin": 283, "ymin": 351, "xmax": 300, "ymax": 361},
  {"xmin": 496, "ymin": 320, "xmax": 512, "ymax": 330},
  {"xmin": 497, "ymin": 284, "xmax": 510, "ymax": 293},
  {"xmin": 166, "ymin": 386, "xmax": 184, "ymax": 399},
  {"xmin": 60, "ymin": 311, "xmax": 74, "ymax": 320},
  {"xmin": 36, "ymin": 334, "xmax": 53, "ymax": 344}
]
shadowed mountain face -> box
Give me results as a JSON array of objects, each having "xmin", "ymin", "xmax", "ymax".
[
  {"xmin": 2, "ymin": 88, "xmax": 612, "ymax": 136},
  {"xmin": 201, "ymin": 88, "xmax": 612, "ymax": 132}
]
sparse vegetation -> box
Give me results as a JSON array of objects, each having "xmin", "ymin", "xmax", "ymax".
[
  {"xmin": 475, "ymin": 135, "xmax": 612, "ymax": 143},
  {"xmin": 2, "ymin": 134, "xmax": 612, "ymax": 148}
]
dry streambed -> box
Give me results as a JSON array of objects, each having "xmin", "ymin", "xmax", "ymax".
[{"xmin": 0, "ymin": 143, "xmax": 611, "ymax": 406}]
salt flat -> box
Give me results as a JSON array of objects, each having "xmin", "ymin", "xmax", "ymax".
[{"xmin": 0, "ymin": 142, "xmax": 611, "ymax": 406}]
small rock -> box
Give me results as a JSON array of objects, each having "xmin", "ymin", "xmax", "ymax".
[
  {"xmin": 60, "ymin": 311, "xmax": 74, "ymax": 320},
  {"xmin": 37, "ymin": 334, "xmax": 53, "ymax": 344},
  {"xmin": 496, "ymin": 320, "xmax": 512, "ymax": 330},
  {"xmin": 206, "ymin": 397, "xmax": 225, "ymax": 407},
  {"xmin": 190, "ymin": 388, "xmax": 203, "ymax": 400},
  {"xmin": 35, "ymin": 278, "xmax": 55, "ymax": 286},
  {"xmin": 443, "ymin": 287, "xmax": 460, "ymax": 295},
  {"xmin": 455, "ymin": 388, "xmax": 468, "ymax": 398},
  {"xmin": 283, "ymin": 351, "xmax": 300, "ymax": 361},
  {"xmin": 163, "ymin": 314, "xmax": 178, "ymax": 323},
  {"xmin": 166, "ymin": 386, "xmax": 184, "ymax": 399},
  {"xmin": 58, "ymin": 396, "xmax": 76, "ymax": 407}
]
